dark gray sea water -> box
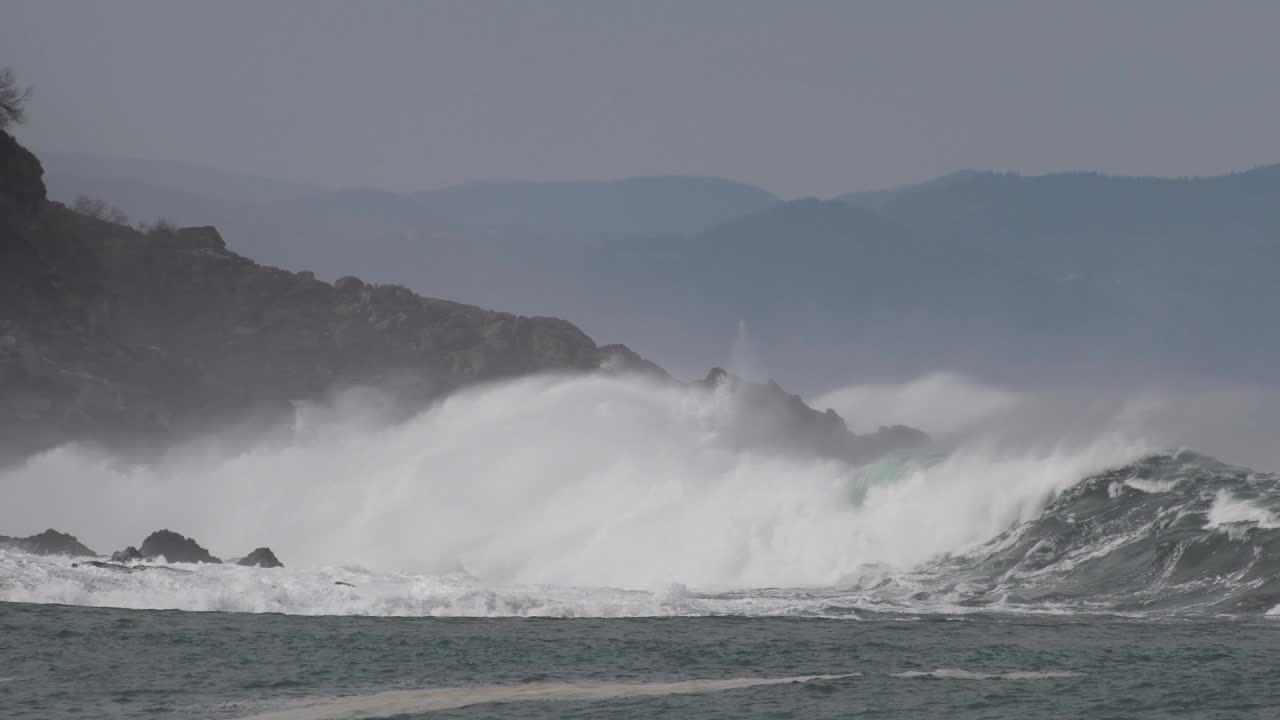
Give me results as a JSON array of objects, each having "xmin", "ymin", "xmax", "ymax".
[{"xmin": 2, "ymin": 602, "xmax": 1278, "ymax": 719}]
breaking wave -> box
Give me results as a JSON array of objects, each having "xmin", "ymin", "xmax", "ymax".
[{"xmin": 2, "ymin": 372, "xmax": 1279, "ymax": 617}]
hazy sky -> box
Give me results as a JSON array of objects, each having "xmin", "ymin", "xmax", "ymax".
[{"xmin": 5, "ymin": 0, "xmax": 1279, "ymax": 197}]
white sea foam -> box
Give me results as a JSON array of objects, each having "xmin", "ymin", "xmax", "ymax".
[
  {"xmin": 0, "ymin": 374, "xmax": 1143, "ymax": 595},
  {"xmin": 235, "ymin": 675, "xmax": 859, "ymax": 719},
  {"xmin": 812, "ymin": 372, "xmax": 1020, "ymax": 437},
  {"xmin": 1206, "ymin": 490, "xmax": 1280, "ymax": 529},
  {"xmin": 0, "ymin": 549, "xmax": 1009, "ymax": 618},
  {"xmin": 892, "ymin": 669, "xmax": 1083, "ymax": 680},
  {"xmin": 1126, "ymin": 477, "xmax": 1183, "ymax": 494}
]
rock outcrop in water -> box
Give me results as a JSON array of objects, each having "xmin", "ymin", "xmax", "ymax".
[
  {"xmin": 109, "ymin": 546, "xmax": 144, "ymax": 563},
  {"xmin": 237, "ymin": 547, "xmax": 283, "ymax": 568},
  {"xmin": 138, "ymin": 530, "xmax": 221, "ymax": 564},
  {"xmin": 698, "ymin": 368, "xmax": 928, "ymax": 461},
  {"xmin": 0, "ymin": 529, "xmax": 96, "ymax": 557}
]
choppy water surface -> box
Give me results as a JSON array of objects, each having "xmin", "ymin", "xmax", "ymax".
[{"xmin": 2, "ymin": 603, "xmax": 1277, "ymax": 719}]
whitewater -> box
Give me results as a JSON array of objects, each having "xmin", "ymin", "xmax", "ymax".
[{"xmin": 3, "ymin": 372, "xmax": 1280, "ymax": 618}]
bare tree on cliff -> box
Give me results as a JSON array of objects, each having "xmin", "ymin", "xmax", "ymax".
[{"xmin": 0, "ymin": 68, "xmax": 33, "ymax": 131}]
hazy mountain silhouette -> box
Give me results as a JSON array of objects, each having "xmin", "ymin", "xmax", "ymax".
[
  {"xmin": 42, "ymin": 153, "xmax": 779, "ymax": 237},
  {"xmin": 41, "ymin": 151, "xmax": 321, "ymax": 207},
  {"xmin": 34, "ymin": 152, "xmax": 1280, "ymax": 390},
  {"xmin": 8, "ymin": 135, "xmax": 922, "ymax": 463},
  {"xmin": 839, "ymin": 166, "xmax": 1280, "ymax": 271},
  {"xmin": 414, "ymin": 176, "xmax": 780, "ymax": 235}
]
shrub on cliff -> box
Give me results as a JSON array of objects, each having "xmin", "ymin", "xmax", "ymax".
[{"xmin": 0, "ymin": 68, "xmax": 32, "ymax": 131}]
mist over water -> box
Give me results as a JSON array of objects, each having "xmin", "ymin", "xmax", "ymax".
[
  {"xmin": 814, "ymin": 373, "xmax": 1280, "ymax": 472},
  {"xmin": 6, "ymin": 369, "xmax": 1280, "ymax": 619},
  {"xmin": 2, "ymin": 372, "xmax": 1152, "ymax": 590}
]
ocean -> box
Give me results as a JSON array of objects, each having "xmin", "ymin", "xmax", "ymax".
[
  {"xmin": 3, "ymin": 604, "xmax": 1278, "ymax": 719},
  {"xmin": 3, "ymin": 377, "xmax": 1280, "ymax": 718}
]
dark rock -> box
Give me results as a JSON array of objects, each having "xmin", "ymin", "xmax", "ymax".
[
  {"xmin": 694, "ymin": 367, "xmax": 928, "ymax": 462},
  {"xmin": 237, "ymin": 547, "xmax": 283, "ymax": 568},
  {"xmin": 0, "ymin": 129, "xmax": 663, "ymax": 459},
  {"xmin": 594, "ymin": 344, "xmax": 670, "ymax": 379},
  {"xmin": 0, "ymin": 130, "xmax": 45, "ymax": 219},
  {"xmin": 72, "ymin": 559, "xmax": 191, "ymax": 574},
  {"xmin": 139, "ymin": 529, "xmax": 221, "ymax": 564},
  {"xmin": 110, "ymin": 546, "xmax": 144, "ymax": 563},
  {"xmin": 334, "ymin": 581, "xmax": 356, "ymax": 587},
  {"xmin": 74, "ymin": 560, "xmax": 132, "ymax": 572},
  {"xmin": 333, "ymin": 275, "xmax": 364, "ymax": 293},
  {"xmin": 0, "ymin": 529, "xmax": 96, "ymax": 557},
  {"xmin": 171, "ymin": 226, "xmax": 226, "ymax": 251}
]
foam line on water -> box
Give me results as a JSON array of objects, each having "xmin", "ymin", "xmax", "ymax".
[
  {"xmin": 235, "ymin": 675, "xmax": 859, "ymax": 719},
  {"xmin": 892, "ymin": 669, "xmax": 1082, "ymax": 680}
]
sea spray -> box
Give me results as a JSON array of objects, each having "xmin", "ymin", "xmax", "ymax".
[{"xmin": 1, "ymin": 373, "xmax": 1140, "ymax": 592}]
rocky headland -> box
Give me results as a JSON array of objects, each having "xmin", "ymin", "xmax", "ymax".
[{"xmin": 0, "ymin": 128, "xmax": 927, "ymax": 463}]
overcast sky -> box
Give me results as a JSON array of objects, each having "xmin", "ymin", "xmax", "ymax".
[{"xmin": 5, "ymin": 0, "xmax": 1279, "ymax": 197}]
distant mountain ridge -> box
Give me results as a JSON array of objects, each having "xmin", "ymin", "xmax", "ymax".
[
  {"xmin": 31, "ymin": 150, "xmax": 1280, "ymax": 391},
  {"xmin": 4, "ymin": 134, "xmax": 921, "ymax": 463},
  {"xmin": 837, "ymin": 165, "xmax": 1280, "ymax": 262},
  {"xmin": 40, "ymin": 152, "xmax": 779, "ymax": 236},
  {"xmin": 415, "ymin": 175, "xmax": 780, "ymax": 235},
  {"xmin": 40, "ymin": 151, "xmax": 323, "ymax": 206}
]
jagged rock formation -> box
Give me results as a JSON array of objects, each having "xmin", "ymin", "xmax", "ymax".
[
  {"xmin": 237, "ymin": 547, "xmax": 283, "ymax": 568},
  {"xmin": 0, "ymin": 130, "xmax": 655, "ymax": 459},
  {"xmin": 0, "ymin": 529, "xmax": 96, "ymax": 557},
  {"xmin": 110, "ymin": 546, "xmax": 144, "ymax": 563},
  {"xmin": 699, "ymin": 368, "xmax": 928, "ymax": 462},
  {"xmin": 138, "ymin": 529, "xmax": 221, "ymax": 564}
]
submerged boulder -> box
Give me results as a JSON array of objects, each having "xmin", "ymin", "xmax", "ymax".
[
  {"xmin": 139, "ymin": 529, "xmax": 221, "ymax": 564},
  {"xmin": 110, "ymin": 546, "xmax": 144, "ymax": 563},
  {"xmin": 73, "ymin": 560, "xmax": 132, "ymax": 572},
  {"xmin": 0, "ymin": 529, "xmax": 96, "ymax": 557},
  {"xmin": 237, "ymin": 547, "xmax": 283, "ymax": 568},
  {"xmin": 72, "ymin": 560, "xmax": 192, "ymax": 575}
]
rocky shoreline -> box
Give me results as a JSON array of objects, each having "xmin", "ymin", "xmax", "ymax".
[{"xmin": 0, "ymin": 528, "xmax": 283, "ymax": 568}]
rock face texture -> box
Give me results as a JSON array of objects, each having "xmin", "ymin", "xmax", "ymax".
[
  {"xmin": 698, "ymin": 368, "xmax": 928, "ymax": 462},
  {"xmin": 237, "ymin": 547, "xmax": 283, "ymax": 568},
  {"xmin": 0, "ymin": 130, "xmax": 653, "ymax": 459},
  {"xmin": 138, "ymin": 529, "xmax": 221, "ymax": 564},
  {"xmin": 0, "ymin": 529, "xmax": 96, "ymax": 557},
  {"xmin": 110, "ymin": 546, "xmax": 144, "ymax": 563}
]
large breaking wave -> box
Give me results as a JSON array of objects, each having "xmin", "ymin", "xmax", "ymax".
[{"xmin": 2, "ymin": 372, "xmax": 1278, "ymax": 617}]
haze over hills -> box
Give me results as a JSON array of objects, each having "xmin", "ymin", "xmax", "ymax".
[
  {"xmin": 36, "ymin": 151, "xmax": 1280, "ymax": 391},
  {"xmin": 5, "ymin": 132, "xmax": 924, "ymax": 463},
  {"xmin": 41, "ymin": 151, "xmax": 779, "ymax": 235},
  {"xmin": 413, "ymin": 176, "xmax": 780, "ymax": 235}
]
